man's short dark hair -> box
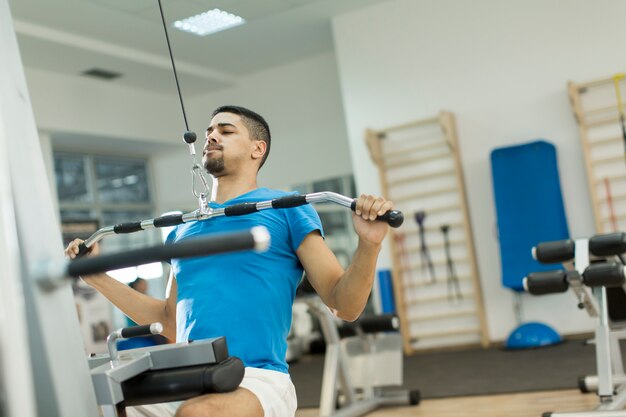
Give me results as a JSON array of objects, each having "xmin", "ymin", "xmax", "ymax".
[{"xmin": 212, "ymin": 105, "xmax": 271, "ymax": 169}]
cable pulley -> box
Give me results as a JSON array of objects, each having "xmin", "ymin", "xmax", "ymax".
[{"xmin": 157, "ymin": 0, "xmax": 213, "ymax": 208}]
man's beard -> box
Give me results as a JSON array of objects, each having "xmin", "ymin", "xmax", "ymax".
[{"xmin": 204, "ymin": 156, "xmax": 224, "ymax": 175}]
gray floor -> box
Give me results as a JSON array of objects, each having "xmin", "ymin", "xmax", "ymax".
[{"xmin": 289, "ymin": 339, "xmax": 603, "ymax": 408}]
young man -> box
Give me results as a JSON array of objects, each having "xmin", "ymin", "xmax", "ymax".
[{"xmin": 65, "ymin": 105, "xmax": 394, "ymax": 417}]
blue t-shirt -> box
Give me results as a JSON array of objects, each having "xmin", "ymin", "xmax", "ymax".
[{"xmin": 166, "ymin": 188, "xmax": 323, "ymax": 373}]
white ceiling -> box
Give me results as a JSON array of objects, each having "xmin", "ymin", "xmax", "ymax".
[{"xmin": 9, "ymin": 0, "xmax": 389, "ymax": 96}]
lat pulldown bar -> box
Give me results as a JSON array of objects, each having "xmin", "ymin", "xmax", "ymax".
[{"xmin": 77, "ymin": 192, "xmax": 404, "ymax": 256}]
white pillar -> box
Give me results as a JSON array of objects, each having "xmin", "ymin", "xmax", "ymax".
[{"xmin": 0, "ymin": 1, "xmax": 98, "ymax": 415}]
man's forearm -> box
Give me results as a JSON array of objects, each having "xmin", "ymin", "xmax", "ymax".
[
  {"xmin": 330, "ymin": 241, "xmax": 382, "ymax": 321},
  {"xmin": 83, "ymin": 273, "xmax": 175, "ymax": 339}
]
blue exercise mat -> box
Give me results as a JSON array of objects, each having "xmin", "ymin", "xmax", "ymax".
[{"xmin": 490, "ymin": 140, "xmax": 569, "ymax": 291}]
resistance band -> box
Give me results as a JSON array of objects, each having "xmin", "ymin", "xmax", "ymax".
[
  {"xmin": 612, "ymin": 73, "xmax": 626, "ymax": 161},
  {"xmin": 604, "ymin": 177, "xmax": 618, "ymax": 232},
  {"xmin": 414, "ymin": 211, "xmax": 436, "ymax": 284}
]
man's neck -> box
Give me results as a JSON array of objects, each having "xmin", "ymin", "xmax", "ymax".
[{"xmin": 214, "ymin": 175, "xmax": 258, "ymax": 204}]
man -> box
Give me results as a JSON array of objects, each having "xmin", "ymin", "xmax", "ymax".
[{"xmin": 65, "ymin": 105, "xmax": 394, "ymax": 417}]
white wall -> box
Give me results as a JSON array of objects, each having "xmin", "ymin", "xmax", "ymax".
[
  {"xmin": 25, "ymin": 67, "xmax": 181, "ymax": 144},
  {"xmin": 21, "ymin": 50, "xmax": 352, "ymax": 214},
  {"xmin": 153, "ymin": 52, "xmax": 353, "ymax": 213},
  {"xmin": 331, "ymin": 0, "xmax": 626, "ymax": 341},
  {"xmin": 38, "ymin": 130, "xmax": 58, "ymax": 216}
]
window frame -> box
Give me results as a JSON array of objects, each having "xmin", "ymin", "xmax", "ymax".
[{"xmin": 54, "ymin": 151, "xmax": 157, "ymax": 250}]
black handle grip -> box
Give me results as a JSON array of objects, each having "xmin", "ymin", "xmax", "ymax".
[
  {"xmin": 590, "ymin": 233, "xmax": 626, "ymax": 257},
  {"xmin": 379, "ymin": 210, "xmax": 404, "ymax": 228},
  {"xmin": 153, "ymin": 213, "xmax": 185, "ymax": 228},
  {"xmin": 349, "ymin": 200, "xmax": 404, "ymax": 228},
  {"xmin": 113, "ymin": 221, "xmax": 143, "ymax": 234},
  {"xmin": 358, "ymin": 314, "xmax": 399, "ymax": 333},
  {"xmin": 582, "ymin": 262, "xmax": 626, "ymax": 288},
  {"xmin": 120, "ymin": 324, "xmax": 160, "ymax": 339},
  {"xmin": 77, "ymin": 243, "xmax": 92, "ymax": 258},
  {"xmin": 525, "ymin": 270, "xmax": 569, "ymax": 295},
  {"xmin": 224, "ymin": 202, "xmax": 259, "ymax": 216},
  {"xmin": 339, "ymin": 314, "xmax": 399, "ymax": 337},
  {"xmin": 533, "ymin": 239, "xmax": 575, "ymax": 264},
  {"xmin": 67, "ymin": 229, "xmax": 261, "ymax": 278},
  {"xmin": 271, "ymin": 194, "xmax": 308, "ymax": 209}
]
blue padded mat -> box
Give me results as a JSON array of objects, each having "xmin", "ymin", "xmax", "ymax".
[{"xmin": 490, "ymin": 140, "xmax": 569, "ymax": 291}]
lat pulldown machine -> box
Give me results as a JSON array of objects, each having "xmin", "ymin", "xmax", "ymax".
[{"xmin": 0, "ymin": 1, "xmax": 408, "ymax": 416}]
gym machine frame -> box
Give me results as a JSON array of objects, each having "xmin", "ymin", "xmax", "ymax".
[
  {"xmin": 524, "ymin": 232, "xmax": 626, "ymax": 416},
  {"xmin": 302, "ymin": 295, "xmax": 419, "ymax": 417}
]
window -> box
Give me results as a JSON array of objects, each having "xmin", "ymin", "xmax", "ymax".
[
  {"xmin": 54, "ymin": 152, "xmax": 165, "ymax": 336},
  {"xmin": 54, "ymin": 153, "xmax": 159, "ymax": 255}
]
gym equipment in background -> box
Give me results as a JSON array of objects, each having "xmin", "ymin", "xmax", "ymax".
[
  {"xmin": 524, "ymin": 232, "xmax": 626, "ymax": 416},
  {"xmin": 298, "ymin": 278, "xmax": 419, "ymax": 417},
  {"xmin": 490, "ymin": 140, "xmax": 568, "ymax": 349},
  {"xmin": 365, "ymin": 112, "xmax": 489, "ymax": 354},
  {"xmin": 414, "ymin": 210, "xmax": 436, "ymax": 284}
]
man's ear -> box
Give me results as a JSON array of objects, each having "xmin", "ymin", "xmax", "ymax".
[{"xmin": 251, "ymin": 140, "xmax": 267, "ymax": 161}]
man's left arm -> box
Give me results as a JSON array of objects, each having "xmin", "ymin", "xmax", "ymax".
[{"xmin": 296, "ymin": 195, "xmax": 393, "ymax": 321}]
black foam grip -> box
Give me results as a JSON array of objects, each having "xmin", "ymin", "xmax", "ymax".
[
  {"xmin": 339, "ymin": 314, "xmax": 399, "ymax": 337},
  {"xmin": 121, "ymin": 356, "xmax": 244, "ymax": 406},
  {"xmin": 590, "ymin": 232, "xmax": 626, "ymax": 256},
  {"xmin": 153, "ymin": 214, "xmax": 184, "ymax": 228},
  {"xmin": 583, "ymin": 262, "xmax": 626, "ymax": 288},
  {"xmin": 534, "ymin": 240, "xmax": 575, "ymax": 264},
  {"xmin": 578, "ymin": 376, "xmax": 590, "ymax": 393},
  {"xmin": 379, "ymin": 210, "xmax": 404, "ymax": 228},
  {"xmin": 349, "ymin": 200, "xmax": 404, "ymax": 228},
  {"xmin": 525, "ymin": 270, "xmax": 568, "ymax": 295},
  {"xmin": 271, "ymin": 194, "xmax": 308, "ymax": 209},
  {"xmin": 359, "ymin": 314, "xmax": 399, "ymax": 333},
  {"xmin": 224, "ymin": 202, "xmax": 259, "ymax": 216},
  {"xmin": 67, "ymin": 230, "xmax": 257, "ymax": 277},
  {"xmin": 120, "ymin": 324, "xmax": 157, "ymax": 339},
  {"xmin": 113, "ymin": 222, "xmax": 143, "ymax": 234},
  {"xmin": 77, "ymin": 243, "xmax": 92, "ymax": 258}
]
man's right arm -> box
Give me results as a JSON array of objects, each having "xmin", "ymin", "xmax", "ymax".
[{"xmin": 66, "ymin": 239, "xmax": 177, "ymax": 341}]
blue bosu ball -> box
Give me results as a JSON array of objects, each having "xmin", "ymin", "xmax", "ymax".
[{"xmin": 505, "ymin": 322, "xmax": 561, "ymax": 349}]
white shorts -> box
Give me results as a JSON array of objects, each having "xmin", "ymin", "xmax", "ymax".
[{"xmin": 125, "ymin": 367, "xmax": 298, "ymax": 417}]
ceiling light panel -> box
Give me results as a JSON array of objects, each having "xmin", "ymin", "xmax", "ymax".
[{"xmin": 173, "ymin": 8, "xmax": 245, "ymax": 36}]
